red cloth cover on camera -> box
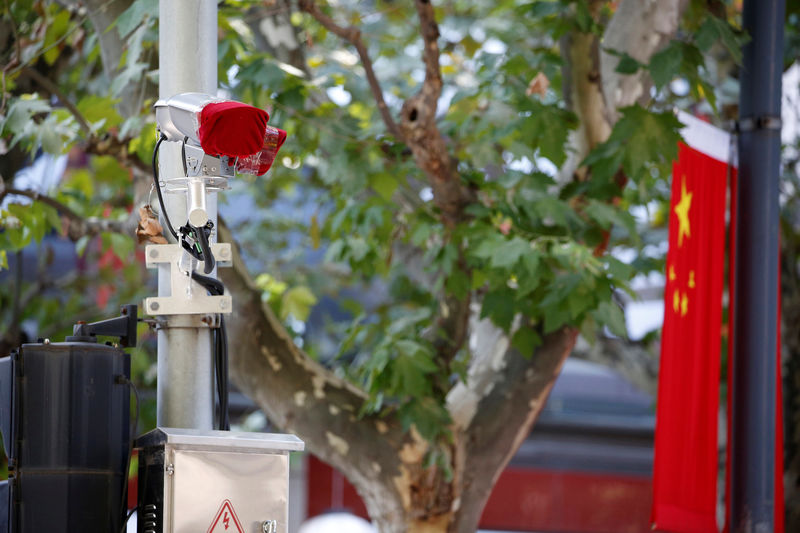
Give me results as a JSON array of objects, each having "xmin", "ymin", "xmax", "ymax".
[{"xmin": 198, "ymin": 101, "xmax": 269, "ymax": 158}]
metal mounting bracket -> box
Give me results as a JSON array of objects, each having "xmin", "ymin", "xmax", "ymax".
[{"xmin": 144, "ymin": 243, "xmax": 232, "ymax": 316}]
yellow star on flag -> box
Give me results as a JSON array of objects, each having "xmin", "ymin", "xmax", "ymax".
[{"xmin": 674, "ymin": 178, "xmax": 692, "ymax": 247}]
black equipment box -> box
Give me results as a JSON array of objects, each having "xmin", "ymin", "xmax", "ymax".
[{"xmin": 0, "ymin": 341, "xmax": 131, "ymax": 533}]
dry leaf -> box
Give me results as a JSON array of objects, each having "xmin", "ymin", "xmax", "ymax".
[
  {"xmin": 136, "ymin": 205, "xmax": 168, "ymax": 245},
  {"xmin": 526, "ymin": 71, "xmax": 550, "ymax": 98}
]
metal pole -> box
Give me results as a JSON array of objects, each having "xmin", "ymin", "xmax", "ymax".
[
  {"xmin": 731, "ymin": 0, "xmax": 785, "ymax": 530},
  {"xmin": 157, "ymin": 0, "xmax": 218, "ymax": 430}
]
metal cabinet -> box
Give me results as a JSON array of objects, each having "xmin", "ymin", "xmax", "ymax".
[{"xmin": 137, "ymin": 428, "xmax": 303, "ymax": 533}]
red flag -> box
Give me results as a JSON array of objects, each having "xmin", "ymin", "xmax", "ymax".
[{"xmin": 651, "ymin": 142, "xmax": 728, "ymax": 532}]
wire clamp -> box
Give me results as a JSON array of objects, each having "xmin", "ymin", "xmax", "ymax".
[{"xmin": 735, "ymin": 115, "xmax": 782, "ymax": 132}]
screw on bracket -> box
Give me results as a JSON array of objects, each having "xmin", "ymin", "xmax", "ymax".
[{"xmin": 261, "ymin": 520, "xmax": 277, "ymax": 533}]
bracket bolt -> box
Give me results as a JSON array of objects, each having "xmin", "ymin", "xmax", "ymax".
[
  {"xmin": 166, "ymin": 464, "xmax": 174, "ymax": 476},
  {"xmin": 219, "ymin": 300, "xmax": 228, "ymax": 310},
  {"xmin": 150, "ymin": 302, "xmax": 160, "ymax": 311},
  {"xmin": 261, "ymin": 521, "xmax": 277, "ymax": 533},
  {"xmin": 149, "ymin": 248, "xmax": 159, "ymax": 259},
  {"xmin": 219, "ymin": 247, "xmax": 230, "ymax": 259}
]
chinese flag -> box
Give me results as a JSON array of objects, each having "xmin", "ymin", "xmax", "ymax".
[{"xmin": 651, "ymin": 142, "xmax": 728, "ymax": 532}]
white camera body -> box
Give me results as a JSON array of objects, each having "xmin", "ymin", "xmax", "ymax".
[{"xmin": 155, "ymin": 92, "xmax": 219, "ymax": 146}]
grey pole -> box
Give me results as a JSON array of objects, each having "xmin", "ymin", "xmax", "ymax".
[
  {"xmin": 731, "ymin": 0, "xmax": 785, "ymax": 530},
  {"xmin": 156, "ymin": 0, "xmax": 218, "ymax": 429}
]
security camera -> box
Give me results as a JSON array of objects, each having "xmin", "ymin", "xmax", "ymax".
[
  {"xmin": 152, "ymin": 93, "xmax": 287, "ymax": 273},
  {"xmin": 155, "ymin": 92, "xmax": 286, "ymax": 177}
]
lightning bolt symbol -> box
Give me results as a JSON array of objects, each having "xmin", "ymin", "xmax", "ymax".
[{"xmin": 224, "ymin": 512, "xmax": 230, "ymax": 530}]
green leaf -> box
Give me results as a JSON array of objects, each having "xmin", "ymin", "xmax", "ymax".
[
  {"xmin": 527, "ymin": 1, "xmax": 563, "ymax": 18},
  {"xmin": 583, "ymin": 200, "xmax": 618, "ymax": 230},
  {"xmin": 255, "ymin": 273, "xmax": 288, "ymax": 296},
  {"xmin": 115, "ymin": 0, "xmax": 158, "ymax": 38},
  {"xmin": 391, "ymin": 353, "xmax": 432, "ymax": 397},
  {"xmin": 324, "ymin": 239, "xmax": 345, "ymax": 263},
  {"xmin": 28, "ymin": 203, "xmax": 49, "ymax": 243},
  {"xmin": 346, "ymin": 236, "xmax": 370, "ymax": 261},
  {"xmin": 397, "ymin": 340, "xmax": 438, "ymax": 372},
  {"xmin": 481, "ymin": 287, "xmax": 515, "ymax": 331},
  {"xmin": 695, "ymin": 17, "xmax": 719, "ymax": 52},
  {"xmin": 398, "ymin": 398, "xmax": 451, "ymax": 442},
  {"xmin": 584, "ymin": 105, "xmax": 682, "ymax": 186},
  {"xmin": 471, "ymin": 234, "xmax": 506, "ymax": 260},
  {"xmin": 370, "ymin": 173, "xmax": 399, "ymax": 201},
  {"xmin": 695, "ymin": 16, "xmax": 745, "ymax": 64},
  {"xmin": 76, "ymin": 95, "xmax": 124, "ymax": 130},
  {"xmin": 574, "ymin": 0, "xmax": 594, "ymax": 32},
  {"xmin": 614, "ymin": 53, "xmax": 643, "ymax": 74},
  {"xmin": 511, "ymin": 327, "xmax": 541, "ymax": 357},
  {"xmin": 489, "ymin": 237, "xmax": 530, "ymax": 269},
  {"xmin": 579, "ymin": 315, "xmax": 598, "ymax": 344},
  {"xmin": 518, "ymin": 101, "xmax": 576, "ymax": 166},
  {"xmin": 445, "ymin": 269, "xmax": 470, "ymax": 300},
  {"xmin": 43, "ymin": 10, "xmax": 71, "ymax": 65},
  {"xmin": 648, "ymin": 41, "xmax": 683, "ymax": 88},
  {"xmin": 1, "ymin": 96, "xmax": 50, "ymax": 136},
  {"xmin": 543, "ymin": 305, "xmax": 570, "ymax": 333},
  {"xmin": 281, "ymin": 286, "xmax": 318, "ymax": 321},
  {"xmin": 595, "ymin": 301, "xmax": 627, "ymax": 337},
  {"xmin": 517, "ymin": 251, "xmax": 541, "ymax": 295},
  {"xmin": 108, "ymin": 232, "xmax": 135, "ymax": 259},
  {"xmin": 0, "ymin": 250, "xmax": 6, "ymax": 270},
  {"xmin": 603, "ymin": 255, "xmax": 635, "ymax": 281}
]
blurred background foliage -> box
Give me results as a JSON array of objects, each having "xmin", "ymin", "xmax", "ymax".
[{"xmin": 0, "ymin": 0, "xmax": 784, "ymax": 445}]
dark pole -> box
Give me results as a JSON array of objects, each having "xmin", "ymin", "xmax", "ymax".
[{"xmin": 731, "ymin": 0, "xmax": 785, "ymax": 531}]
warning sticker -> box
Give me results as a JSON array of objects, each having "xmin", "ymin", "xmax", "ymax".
[{"xmin": 207, "ymin": 499, "xmax": 244, "ymax": 533}]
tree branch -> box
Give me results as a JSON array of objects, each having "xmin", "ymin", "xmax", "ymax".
[
  {"xmin": 19, "ymin": 65, "xmax": 93, "ymax": 136},
  {"xmin": 298, "ymin": 0, "xmax": 402, "ymax": 140},
  {"xmin": 600, "ymin": 0, "xmax": 688, "ymax": 121},
  {"xmin": 397, "ymin": 1, "xmax": 472, "ymax": 227},
  {"xmin": 298, "ymin": 0, "xmax": 474, "ymax": 368},
  {"xmin": 413, "ymin": 0, "xmax": 443, "ymax": 109},
  {"xmin": 0, "ymin": 187, "xmax": 127, "ymax": 239},
  {"xmin": 450, "ymin": 325, "xmax": 578, "ymax": 532},
  {"xmin": 558, "ymin": 0, "xmax": 688, "ymax": 185}
]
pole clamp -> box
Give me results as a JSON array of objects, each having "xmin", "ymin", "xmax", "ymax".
[{"xmin": 735, "ymin": 115, "xmax": 782, "ymax": 132}]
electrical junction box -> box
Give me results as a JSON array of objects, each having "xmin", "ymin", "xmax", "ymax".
[{"xmin": 136, "ymin": 428, "xmax": 303, "ymax": 533}]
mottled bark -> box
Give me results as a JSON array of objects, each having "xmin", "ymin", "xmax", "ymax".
[
  {"xmin": 560, "ymin": 0, "xmax": 688, "ymax": 183},
  {"xmin": 452, "ymin": 326, "xmax": 578, "ymax": 532}
]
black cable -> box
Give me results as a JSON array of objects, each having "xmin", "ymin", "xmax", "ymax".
[
  {"xmin": 118, "ymin": 375, "xmax": 140, "ymax": 533},
  {"xmin": 181, "ymin": 136, "xmax": 189, "ymax": 177},
  {"xmin": 151, "ymin": 135, "xmax": 178, "ymax": 241},
  {"xmin": 190, "ymin": 272, "xmax": 230, "ymax": 430},
  {"xmin": 219, "ymin": 316, "xmax": 230, "ymax": 430},
  {"xmin": 192, "ymin": 222, "xmax": 215, "ymax": 274},
  {"xmin": 122, "ymin": 507, "xmax": 137, "ymax": 532}
]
